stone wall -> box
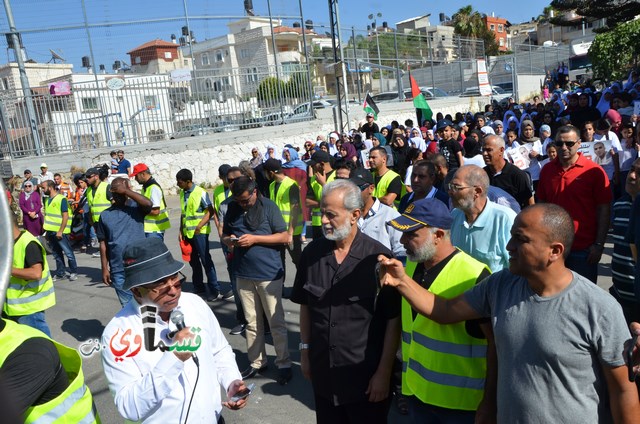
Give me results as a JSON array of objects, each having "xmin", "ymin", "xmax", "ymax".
[{"xmin": 7, "ymin": 96, "xmax": 489, "ymax": 193}]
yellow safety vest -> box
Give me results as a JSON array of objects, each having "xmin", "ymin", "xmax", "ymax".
[
  {"xmin": 0, "ymin": 320, "xmax": 101, "ymax": 424},
  {"xmin": 269, "ymin": 176, "xmax": 303, "ymax": 236},
  {"xmin": 213, "ymin": 184, "xmax": 230, "ymax": 213},
  {"xmin": 85, "ymin": 182, "xmax": 110, "ymax": 223},
  {"xmin": 180, "ymin": 185, "xmax": 211, "ymax": 238},
  {"xmin": 142, "ymin": 183, "xmax": 171, "ymax": 233},
  {"xmin": 43, "ymin": 194, "xmax": 71, "ymax": 234},
  {"xmin": 4, "ymin": 231, "xmax": 55, "ymax": 316},
  {"xmin": 373, "ymin": 169, "xmax": 401, "ymax": 208},
  {"xmin": 402, "ymin": 252, "xmax": 490, "ymax": 411},
  {"xmin": 310, "ymin": 171, "xmax": 336, "ymax": 227}
]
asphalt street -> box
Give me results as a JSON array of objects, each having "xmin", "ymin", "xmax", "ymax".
[{"xmin": 44, "ymin": 195, "xmax": 616, "ymax": 424}]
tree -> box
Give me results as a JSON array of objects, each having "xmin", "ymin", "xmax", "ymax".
[
  {"xmin": 588, "ymin": 19, "xmax": 640, "ymax": 81},
  {"xmin": 452, "ymin": 5, "xmax": 499, "ymax": 57},
  {"xmin": 550, "ymin": 0, "xmax": 640, "ymax": 32},
  {"xmin": 284, "ymin": 70, "xmax": 310, "ymax": 100},
  {"xmin": 256, "ymin": 77, "xmax": 285, "ymax": 105}
]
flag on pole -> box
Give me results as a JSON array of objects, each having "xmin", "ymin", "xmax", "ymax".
[
  {"xmin": 409, "ymin": 72, "xmax": 433, "ymax": 123},
  {"xmin": 363, "ymin": 92, "xmax": 380, "ymax": 120}
]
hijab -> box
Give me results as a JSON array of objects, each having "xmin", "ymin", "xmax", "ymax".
[
  {"xmin": 23, "ymin": 183, "xmax": 34, "ymax": 201},
  {"xmin": 341, "ymin": 142, "xmax": 358, "ymax": 162},
  {"xmin": 596, "ymin": 88, "xmax": 613, "ymax": 116},
  {"xmin": 281, "ymin": 147, "xmax": 307, "ymax": 172}
]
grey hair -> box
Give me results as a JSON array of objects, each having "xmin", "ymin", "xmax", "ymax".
[
  {"xmin": 322, "ymin": 179, "xmax": 364, "ymax": 212},
  {"xmin": 460, "ymin": 165, "xmax": 489, "ymax": 193},
  {"xmin": 429, "ymin": 226, "xmax": 450, "ymax": 241},
  {"xmin": 485, "ymin": 134, "xmax": 506, "ymax": 149}
]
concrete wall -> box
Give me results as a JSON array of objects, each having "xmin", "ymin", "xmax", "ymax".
[
  {"xmin": 5, "ymin": 96, "xmax": 489, "ymax": 193},
  {"xmin": 517, "ymin": 74, "xmax": 544, "ymax": 102}
]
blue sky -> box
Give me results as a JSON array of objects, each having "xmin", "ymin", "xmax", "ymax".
[{"xmin": 0, "ymin": 0, "xmax": 547, "ymax": 72}]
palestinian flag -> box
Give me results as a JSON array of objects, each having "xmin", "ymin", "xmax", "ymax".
[
  {"xmin": 409, "ymin": 72, "xmax": 433, "ymax": 123},
  {"xmin": 363, "ymin": 93, "xmax": 379, "ymax": 120}
]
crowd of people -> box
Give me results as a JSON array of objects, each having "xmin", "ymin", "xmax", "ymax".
[{"xmin": 3, "ymin": 73, "xmax": 640, "ymax": 423}]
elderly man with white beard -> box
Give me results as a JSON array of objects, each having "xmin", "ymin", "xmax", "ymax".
[
  {"xmin": 385, "ymin": 198, "xmax": 495, "ymax": 423},
  {"xmin": 290, "ymin": 179, "xmax": 401, "ymax": 424}
]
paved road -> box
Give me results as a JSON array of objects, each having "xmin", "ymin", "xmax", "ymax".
[{"xmin": 44, "ymin": 195, "xmax": 615, "ymax": 424}]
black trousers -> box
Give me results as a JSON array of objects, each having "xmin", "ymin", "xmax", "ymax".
[{"xmin": 314, "ymin": 393, "xmax": 391, "ymax": 424}]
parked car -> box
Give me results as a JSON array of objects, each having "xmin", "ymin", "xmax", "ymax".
[
  {"xmin": 169, "ymin": 124, "xmax": 215, "ymax": 139},
  {"xmin": 262, "ymin": 103, "xmax": 314, "ymax": 126},
  {"xmin": 371, "ymin": 91, "xmax": 401, "ymax": 103},
  {"xmin": 459, "ymin": 86, "xmax": 511, "ymax": 104},
  {"xmin": 403, "ymin": 86, "xmax": 450, "ymax": 100}
]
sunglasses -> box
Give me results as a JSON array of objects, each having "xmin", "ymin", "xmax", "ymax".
[
  {"xmin": 554, "ymin": 140, "xmax": 579, "ymax": 148},
  {"xmin": 144, "ymin": 272, "xmax": 186, "ymax": 297}
]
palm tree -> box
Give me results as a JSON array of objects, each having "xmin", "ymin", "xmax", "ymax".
[{"xmin": 452, "ymin": 5, "xmax": 485, "ymax": 38}]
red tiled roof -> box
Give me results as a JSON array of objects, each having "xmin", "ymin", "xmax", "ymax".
[
  {"xmin": 127, "ymin": 39, "xmax": 178, "ymax": 54},
  {"xmin": 273, "ymin": 26, "xmax": 314, "ymax": 35}
]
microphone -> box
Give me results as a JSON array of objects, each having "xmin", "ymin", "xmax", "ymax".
[{"xmin": 170, "ymin": 310, "xmax": 199, "ymax": 366}]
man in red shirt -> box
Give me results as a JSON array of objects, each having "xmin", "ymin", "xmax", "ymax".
[{"xmin": 537, "ymin": 125, "xmax": 611, "ymax": 283}]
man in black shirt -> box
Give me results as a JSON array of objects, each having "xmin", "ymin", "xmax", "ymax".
[
  {"xmin": 360, "ymin": 112, "xmax": 380, "ymax": 140},
  {"xmin": 292, "ymin": 179, "xmax": 400, "ymax": 423},
  {"xmin": 482, "ymin": 135, "xmax": 534, "ymax": 209}
]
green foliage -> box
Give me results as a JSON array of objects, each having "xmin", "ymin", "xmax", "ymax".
[
  {"xmin": 550, "ymin": 0, "xmax": 640, "ymax": 32},
  {"xmin": 256, "ymin": 77, "xmax": 285, "ymax": 103},
  {"xmin": 589, "ymin": 19, "xmax": 640, "ymax": 81},
  {"xmin": 452, "ymin": 5, "xmax": 499, "ymax": 57},
  {"xmin": 284, "ymin": 71, "xmax": 310, "ymax": 99}
]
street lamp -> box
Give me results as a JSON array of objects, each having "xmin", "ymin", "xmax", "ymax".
[{"xmin": 368, "ymin": 12, "xmax": 384, "ymax": 92}]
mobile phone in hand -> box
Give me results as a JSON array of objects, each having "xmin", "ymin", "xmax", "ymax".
[
  {"xmin": 627, "ymin": 334, "xmax": 638, "ymax": 382},
  {"xmin": 230, "ymin": 383, "xmax": 255, "ymax": 402}
]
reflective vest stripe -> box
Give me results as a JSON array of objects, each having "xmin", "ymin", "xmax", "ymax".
[
  {"xmin": 401, "ymin": 253, "xmax": 490, "ymax": 410},
  {"xmin": 8, "ymin": 272, "xmax": 51, "ymax": 291},
  {"xmin": 86, "ymin": 182, "xmax": 110, "ymax": 223},
  {"xmin": 373, "ymin": 169, "xmax": 401, "ymax": 209},
  {"xmin": 35, "ymin": 384, "xmax": 87, "ymax": 423},
  {"xmin": 6, "ymin": 286, "xmax": 55, "ymax": 305},
  {"xmin": 269, "ymin": 177, "xmax": 303, "ymax": 235},
  {"xmin": 411, "ymin": 331, "xmax": 488, "ymax": 358},
  {"xmin": 310, "ymin": 172, "xmax": 336, "ymax": 226},
  {"xmin": 142, "ymin": 184, "xmax": 171, "ymax": 232},
  {"xmin": 43, "ymin": 194, "xmax": 70, "ymax": 234},
  {"xmin": 0, "ymin": 321, "xmax": 100, "ymax": 424},
  {"xmin": 180, "ymin": 185, "xmax": 211, "ymax": 238},
  {"xmin": 407, "ymin": 358, "xmax": 485, "ymax": 391},
  {"xmin": 5, "ymin": 231, "xmax": 55, "ymax": 316}
]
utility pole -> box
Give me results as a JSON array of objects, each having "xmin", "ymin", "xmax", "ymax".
[
  {"xmin": 3, "ymin": 0, "xmax": 42, "ymax": 156},
  {"xmin": 328, "ymin": 0, "xmax": 350, "ymax": 131}
]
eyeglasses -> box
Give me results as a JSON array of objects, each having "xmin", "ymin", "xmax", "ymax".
[
  {"xmin": 144, "ymin": 272, "xmax": 186, "ymax": 297},
  {"xmin": 24, "ymin": 184, "xmax": 32, "ymax": 188},
  {"xmin": 554, "ymin": 140, "xmax": 579, "ymax": 148},
  {"xmin": 226, "ymin": 177, "xmax": 236, "ymax": 184},
  {"xmin": 447, "ymin": 183, "xmax": 474, "ymax": 192},
  {"xmin": 235, "ymin": 190, "xmax": 255, "ymax": 206}
]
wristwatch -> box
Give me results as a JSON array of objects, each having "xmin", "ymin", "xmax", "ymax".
[{"xmin": 299, "ymin": 343, "xmax": 310, "ymax": 351}]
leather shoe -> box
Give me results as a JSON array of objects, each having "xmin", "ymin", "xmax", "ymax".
[
  {"xmin": 276, "ymin": 367, "xmax": 292, "ymax": 385},
  {"xmin": 241, "ymin": 365, "xmax": 267, "ymax": 379}
]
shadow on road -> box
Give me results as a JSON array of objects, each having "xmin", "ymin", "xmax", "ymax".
[{"xmin": 61, "ymin": 317, "xmax": 105, "ymax": 341}]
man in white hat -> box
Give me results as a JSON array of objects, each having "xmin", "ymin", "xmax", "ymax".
[{"xmin": 37, "ymin": 163, "xmax": 54, "ymax": 184}]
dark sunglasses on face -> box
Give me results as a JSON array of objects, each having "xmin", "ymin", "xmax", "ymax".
[{"xmin": 554, "ymin": 140, "xmax": 579, "ymax": 148}]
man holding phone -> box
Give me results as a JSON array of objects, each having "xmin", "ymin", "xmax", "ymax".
[{"xmin": 101, "ymin": 238, "xmax": 248, "ymax": 423}]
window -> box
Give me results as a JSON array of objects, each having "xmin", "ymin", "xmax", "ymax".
[
  {"xmin": 135, "ymin": 56, "xmax": 141, "ymax": 64},
  {"xmin": 499, "ymin": 38, "xmax": 505, "ymax": 47},
  {"xmin": 246, "ymin": 67, "xmax": 259, "ymax": 83},
  {"xmin": 143, "ymin": 95, "xmax": 158, "ymax": 110},
  {"xmin": 441, "ymin": 35, "xmax": 446, "ymax": 41},
  {"xmin": 81, "ymin": 97, "xmax": 99, "ymax": 112},
  {"xmin": 1, "ymin": 78, "xmax": 8, "ymax": 90},
  {"xmin": 201, "ymin": 53, "xmax": 209, "ymax": 66},
  {"xmin": 498, "ymin": 24, "xmax": 504, "ymax": 32},
  {"xmin": 164, "ymin": 52, "xmax": 172, "ymax": 59},
  {"xmin": 240, "ymin": 49, "xmax": 250, "ymax": 59},
  {"xmin": 215, "ymin": 50, "xmax": 223, "ymax": 62},
  {"xmin": 221, "ymin": 77, "xmax": 230, "ymax": 86},
  {"xmin": 490, "ymin": 24, "xmax": 495, "ymax": 31}
]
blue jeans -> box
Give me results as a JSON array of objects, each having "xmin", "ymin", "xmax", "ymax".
[
  {"xmin": 46, "ymin": 232, "xmax": 77, "ymax": 276},
  {"xmin": 146, "ymin": 232, "xmax": 165, "ymax": 240},
  {"xmin": 83, "ymin": 211, "xmax": 95, "ymax": 246},
  {"xmin": 222, "ymin": 243, "xmax": 245, "ymax": 324},
  {"xmin": 408, "ymin": 396, "xmax": 475, "ymax": 424},
  {"xmin": 9, "ymin": 311, "xmax": 52, "ymax": 337},
  {"xmin": 186, "ymin": 234, "xmax": 220, "ymax": 293},
  {"xmin": 566, "ymin": 249, "xmax": 598, "ymax": 284},
  {"xmin": 111, "ymin": 271, "xmax": 133, "ymax": 307}
]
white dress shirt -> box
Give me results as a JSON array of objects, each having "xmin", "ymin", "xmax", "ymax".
[
  {"xmin": 101, "ymin": 293, "xmax": 242, "ymax": 423},
  {"xmin": 357, "ymin": 198, "xmax": 406, "ymax": 258}
]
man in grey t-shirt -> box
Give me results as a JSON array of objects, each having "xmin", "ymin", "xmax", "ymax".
[{"xmin": 378, "ymin": 204, "xmax": 639, "ymax": 423}]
